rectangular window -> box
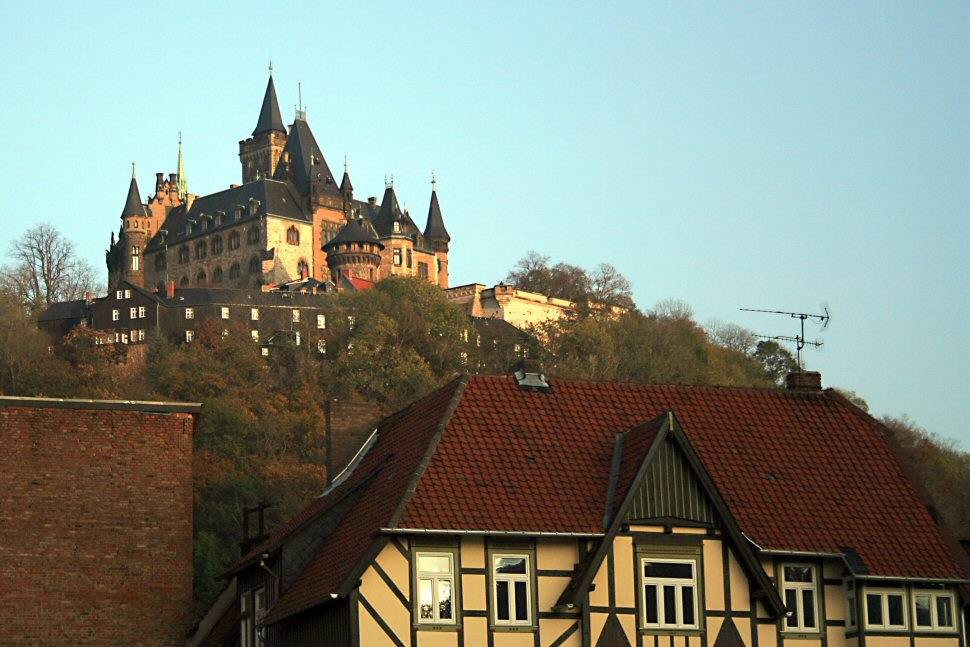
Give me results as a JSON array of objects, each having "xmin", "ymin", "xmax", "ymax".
[
  {"xmin": 317, "ymin": 339, "xmax": 326, "ymax": 354},
  {"xmin": 295, "ymin": 331, "xmax": 301, "ymax": 346},
  {"xmin": 185, "ymin": 307, "xmax": 194, "ymax": 320},
  {"xmin": 137, "ymin": 329, "xmax": 145, "ymax": 342},
  {"xmin": 393, "ymin": 249, "xmax": 402, "ymax": 266},
  {"xmin": 138, "ymin": 306, "xmax": 146, "ymax": 318},
  {"xmin": 913, "ymin": 589, "xmax": 956, "ymax": 631},
  {"xmin": 415, "ymin": 552, "xmax": 457, "ymax": 625},
  {"xmin": 112, "ymin": 309, "xmax": 120, "ymax": 321},
  {"xmin": 251, "ymin": 308, "xmax": 259, "ymax": 321},
  {"xmin": 292, "ymin": 309, "xmax": 300, "ymax": 323},
  {"xmin": 129, "ymin": 307, "xmax": 137, "ymax": 319},
  {"xmin": 251, "ymin": 330, "xmax": 259, "ymax": 342},
  {"xmin": 317, "ymin": 314, "xmax": 326, "ymax": 329},
  {"xmin": 116, "ymin": 290, "xmax": 123, "ymax": 300},
  {"xmin": 640, "ymin": 558, "xmax": 699, "ymax": 630},
  {"xmin": 347, "ymin": 315, "xmax": 355, "ymax": 330},
  {"xmin": 124, "ymin": 289, "xmax": 131, "ymax": 299},
  {"xmin": 221, "ymin": 307, "xmax": 230, "ymax": 320},
  {"xmin": 185, "ymin": 330, "xmax": 194, "ymax": 343},
  {"xmin": 492, "ymin": 553, "xmax": 532, "ymax": 626},
  {"xmin": 781, "ymin": 564, "xmax": 818, "ymax": 632},
  {"xmin": 418, "ymin": 262, "xmax": 428, "ymax": 279},
  {"xmin": 865, "ymin": 589, "xmax": 907, "ymax": 630}
]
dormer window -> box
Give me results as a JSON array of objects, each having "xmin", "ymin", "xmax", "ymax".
[
  {"xmin": 393, "ymin": 221, "xmax": 401, "ymax": 233},
  {"xmin": 286, "ymin": 226, "xmax": 300, "ymax": 245}
]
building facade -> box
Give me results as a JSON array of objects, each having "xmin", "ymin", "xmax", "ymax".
[
  {"xmin": 0, "ymin": 396, "xmax": 200, "ymax": 646},
  {"xmin": 215, "ymin": 369, "xmax": 969, "ymax": 647},
  {"xmin": 106, "ymin": 74, "xmax": 450, "ymax": 294}
]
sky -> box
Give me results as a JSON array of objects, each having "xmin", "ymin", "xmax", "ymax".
[{"xmin": 0, "ymin": 1, "xmax": 967, "ymax": 448}]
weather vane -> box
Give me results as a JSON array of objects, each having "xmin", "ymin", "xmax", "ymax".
[{"xmin": 740, "ymin": 306, "xmax": 831, "ymax": 369}]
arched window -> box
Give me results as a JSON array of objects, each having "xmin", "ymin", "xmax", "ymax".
[
  {"xmin": 247, "ymin": 225, "xmax": 260, "ymax": 245},
  {"xmin": 196, "ymin": 240, "xmax": 207, "ymax": 259},
  {"xmin": 195, "ymin": 269, "xmax": 206, "ymax": 286},
  {"xmin": 213, "ymin": 266, "xmax": 223, "ymax": 284},
  {"xmin": 248, "ymin": 256, "xmax": 260, "ymax": 275},
  {"xmin": 179, "ymin": 275, "xmax": 189, "ymax": 287},
  {"xmin": 229, "ymin": 262, "xmax": 241, "ymax": 279},
  {"xmin": 211, "ymin": 236, "xmax": 223, "ymax": 255},
  {"xmin": 297, "ymin": 259, "xmax": 309, "ymax": 278},
  {"xmin": 287, "ymin": 226, "xmax": 300, "ymax": 245},
  {"xmin": 178, "ymin": 246, "xmax": 189, "ymax": 264},
  {"xmin": 229, "ymin": 231, "xmax": 240, "ymax": 250}
]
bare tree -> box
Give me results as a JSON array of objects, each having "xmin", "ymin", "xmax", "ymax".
[
  {"xmin": 705, "ymin": 319, "xmax": 757, "ymax": 354},
  {"xmin": 1, "ymin": 224, "xmax": 97, "ymax": 313}
]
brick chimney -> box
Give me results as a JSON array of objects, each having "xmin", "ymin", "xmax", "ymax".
[
  {"xmin": 786, "ymin": 371, "xmax": 822, "ymax": 391},
  {"xmin": 166, "ymin": 279, "xmax": 176, "ymax": 299}
]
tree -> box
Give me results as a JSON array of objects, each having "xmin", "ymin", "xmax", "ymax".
[
  {"xmin": 505, "ymin": 251, "xmax": 635, "ymax": 312},
  {"xmin": 751, "ymin": 340, "xmax": 799, "ymax": 385},
  {"xmin": 705, "ymin": 319, "xmax": 757, "ymax": 354},
  {"xmin": 1, "ymin": 223, "xmax": 97, "ymax": 313}
]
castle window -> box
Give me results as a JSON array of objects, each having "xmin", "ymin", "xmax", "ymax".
[
  {"xmin": 781, "ymin": 564, "xmax": 818, "ymax": 632},
  {"xmin": 406, "ymin": 249, "xmax": 412, "ymax": 268},
  {"xmin": 215, "ymin": 212, "xmax": 224, "ymax": 226},
  {"xmin": 131, "ymin": 246, "xmax": 140, "ymax": 272},
  {"xmin": 639, "ymin": 557, "xmax": 699, "ymax": 630},
  {"xmin": 913, "ymin": 589, "xmax": 955, "ymax": 631},
  {"xmin": 286, "ymin": 226, "xmax": 300, "ymax": 245},
  {"xmin": 185, "ymin": 308, "xmax": 194, "ymax": 320},
  {"xmin": 297, "ymin": 260, "xmax": 309, "ymax": 278},
  {"xmin": 248, "ymin": 256, "xmax": 260, "ymax": 275},
  {"xmin": 124, "ymin": 289, "xmax": 131, "ymax": 299},
  {"xmin": 251, "ymin": 330, "xmax": 259, "ymax": 342},
  {"xmin": 138, "ymin": 306, "xmax": 146, "ymax": 318},
  {"xmin": 178, "ymin": 246, "xmax": 189, "ymax": 264},
  {"xmin": 414, "ymin": 551, "xmax": 457, "ymax": 626},
  {"xmin": 316, "ymin": 314, "xmax": 325, "ymax": 329},
  {"xmin": 129, "ymin": 307, "xmax": 137, "ymax": 319},
  {"xmin": 221, "ymin": 307, "xmax": 230, "ymax": 320},
  {"xmin": 212, "ymin": 236, "xmax": 223, "ymax": 255},
  {"xmin": 294, "ymin": 331, "xmax": 301, "ymax": 346},
  {"xmin": 393, "ymin": 249, "xmax": 402, "ymax": 266},
  {"xmin": 864, "ymin": 589, "xmax": 907, "ymax": 630},
  {"xmin": 437, "ymin": 258, "xmax": 442, "ymax": 272},
  {"xmin": 247, "ymin": 225, "xmax": 260, "ymax": 245},
  {"xmin": 292, "ymin": 309, "xmax": 300, "ymax": 323},
  {"xmin": 491, "ymin": 553, "xmax": 533, "ymax": 627},
  {"xmin": 115, "ymin": 290, "xmax": 123, "ymax": 300},
  {"xmin": 196, "ymin": 241, "xmax": 207, "ymax": 260},
  {"xmin": 261, "ymin": 347, "xmax": 269, "ymax": 357},
  {"xmin": 195, "ymin": 269, "xmax": 206, "ymax": 285},
  {"xmin": 251, "ymin": 308, "xmax": 259, "ymax": 321},
  {"xmin": 317, "ymin": 339, "xmax": 326, "ymax": 354},
  {"xmin": 393, "ymin": 221, "xmax": 401, "ymax": 233},
  {"xmin": 112, "ymin": 309, "xmax": 120, "ymax": 321},
  {"xmin": 213, "ymin": 266, "xmax": 224, "ymax": 284},
  {"xmin": 229, "ymin": 263, "xmax": 241, "ymax": 279},
  {"xmin": 418, "ymin": 262, "xmax": 428, "ymax": 279},
  {"xmin": 185, "ymin": 330, "xmax": 194, "ymax": 343},
  {"xmin": 229, "ymin": 231, "xmax": 241, "ymax": 250}
]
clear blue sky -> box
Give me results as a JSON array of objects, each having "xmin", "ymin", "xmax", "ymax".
[{"xmin": 1, "ymin": 2, "xmax": 967, "ymax": 448}]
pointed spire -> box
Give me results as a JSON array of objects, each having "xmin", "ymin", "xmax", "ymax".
[
  {"xmin": 340, "ymin": 156, "xmax": 353, "ymax": 193},
  {"xmin": 253, "ymin": 73, "xmax": 286, "ymax": 136},
  {"xmin": 176, "ymin": 132, "xmax": 188, "ymax": 199},
  {"xmin": 121, "ymin": 167, "xmax": 146, "ymax": 219},
  {"xmin": 424, "ymin": 172, "xmax": 450, "ymax": 243}
]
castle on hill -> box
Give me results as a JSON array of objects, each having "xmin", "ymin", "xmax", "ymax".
[{"xmin": 105, "ymin": 73, "xmax": 450, "ymax": 293}]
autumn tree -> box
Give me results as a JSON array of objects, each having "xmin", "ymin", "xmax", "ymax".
[
  {"xmin": 1, "ymin": 224, "xmax": 98, "ymax": 313},
  {"xmin": 505, "ymin": 251, "xmax": 635, "ymax": 311}
]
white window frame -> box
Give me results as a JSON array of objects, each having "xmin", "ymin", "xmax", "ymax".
[
  {"xmin": 491, "ymin": 553, "xmax": 532, "ymax": 627},
  {"xmin": 393, "ymin": 248, "xmax": 402, "ymax": 266},
  {"xmin": 251, "ymin": 330, "xmax": 259, "ymax": 342},
  {"xmin": 138, "ymin": 306, "xmax": 146, "ymax": 318},
  {"xmin": 129, "ymin": 307, "xmax": 137, "ymax": 319},
  {"xmin": 112, "ymin": 309, "xmax": 120, "ymax": 321},
  {"xmin": 414, "ymin": 551, "xmax": 457, "ymax": 626},
  {"xmin": 116, "ymin": 290, "xmax": 123, "ymax": 300},
  {"xmin": 639, "ymin": 557, "xmax": 700, "ymax": 630},
  {"xmin": 864, "ymin": 588, "xmax": 908, "ymax": 631},
  {"xmin": 124, "ymin": 289, "xmax": 131, "ymax": 299},
  {"xmin": 780, "ymin": 563, "xmax": 819, "ymax": 633},
  {"xmin": 185, "ymin": 307, "xmax": 194, "ymax": 320},
  {"xmin": 912, "ymin": 588, "xmax": 957, "ymax": 632},
  {"xmin": 221, "ymin": 306, "xmax": 230, "ymax": 320},
  {"xmin": 251, "ymin": 308, "xmax": 259, "ymax": 321},
  {"xmin": 292, "ymin": 309, "xmax": 300, "ymax": 323},
  {"xmin": 185, "ymin": 330, "xmax": 194, "ymax": 343},
  {"xmin": 295, "ymin": 331, "xmax": 301, "ymax": 346},
  {"xmin": 317, "ymin": 314, "xmax": 326, "ymax": 329}
]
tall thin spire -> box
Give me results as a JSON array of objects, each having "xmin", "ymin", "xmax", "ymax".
[
  {"xmin": 122, "ymin": 167, "xmax": 146, "ymax": 218},
  {"xmin": 176, "ymin": 132, "xmax": 188, "ymax": 199},
  {"xmin": 424, "ymin": 171, "xmax": 450, "ymax": 244},
  {"xmin": 253, "ymin": 73, "xmax": 286, "ymax": 136}
]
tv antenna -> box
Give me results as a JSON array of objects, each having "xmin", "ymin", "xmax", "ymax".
[{"xmin": 740, "ymin": 306, "xmax": 830, "ymax": 369}]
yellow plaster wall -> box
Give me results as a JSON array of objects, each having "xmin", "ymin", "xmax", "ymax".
[
  {"xmin": 359, "ymin": 600, "xmax": 399, "ymax": 647},
  {"xmin": 733, "ymin": 617, "xmax": 753, "ymax": 645},
  {"xmin": 707, "ymin": 615, "xmax": 724, "ymax": 644},
  {"xmin": 824, "ymin": 582, "xmax": 846, "ymax": 621},
  {"xmin": 493, "ymin": 631, "xmax": 538, "ymax": 647},
  {"xmin": 912, "ymin": 637, "xmax": 960, "ymax": 647},
  {"xmin": 589, "ymin": 554, "xmax": 610, "ymax": 607},
  {"xmin": 266, "ymin": 218, "xmax": 313, "ymax": 282},
  {"xmin": 461, "ymin": 574, "xmax": 486, "ymax": 611},
  {"xmin": 538, "ymin": 575, "xmax": 571, "ymax": 611},
  {"xmin": 757, "ymin": 622, "xmax": 778, "ymax": 647},
  {"xmin": 613, "ymin": 537, "xmax": 636, "ymax": 609},
  {"xmin": 826, "ymin": 626, "xmax": 848, "ymax": 647},
  {"xmin": 589, "ymin": 612, "xmax": 607, "ymax": 645},
  {"xmin": 360, "ymin": 564, "xmax": 410, "ymax": 643},
  {"xmin": 463, "ymin": 617, "xmax": 488, "ymax": 647},
  {"xmin": 619, "ymin": 614, "xmax": 637, "ymax": 644},
  {"xmin": 461, "ymin": 537, "xmax": 485, "ymax": 569},
  {"xmin": 865, "ymin": 636, "xmax": 909, "ymax": 647},
  {"xmin": 536, "ymin": 540, "xmax": 578, "ymax": 571},
  {"xmin": 416, "ymin": 631, "xmax": 458, "ymax": 647},
  {"xmin": 728, "ymin": 547, "xmax": 750, "ymax": 611},
  {"xmin": 540, "ymin": 619, "xmax": 581, "ymax": 647},
  {"xmin": 703, "ymin": 539, "xmax": 726, "ymax": 612},
  {"xmin": 376, "ymin": 542, "xmax": 410, "ymax": 599}
]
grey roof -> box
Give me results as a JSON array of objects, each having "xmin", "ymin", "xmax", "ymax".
[
  {"xmin": 38, "ymin": 299, "xmax": 88, "ymax": 322},
  {"xmin": 423, "ymin": 189, "xmax": 449, "ymax": 242},
  {"xmin": 121, "ymin": 177, "xmax": 147, "ymax": 218},
  {"xmin": 324, "ymin": 219, "xmax": 383, "ymax": 249},
  {"xmin": 370, "ymin": 185, "xmax": 422, "ymax": 240},
  {"xmin": 253, "ymin": 76, "xmax": 286, "ymax": 136},
  {"xmin": 274, "ymin": 118, "xmax": 338, "ymax": 196},
  {"xmin": 145, "ymin": 179, "xmax": 307, "ymax": 251},
  {"xmin": 340, "ymin": 170, "xmax": 353, "ymax": 193},
  {"xmin": 158, "ymin": 287, "xmax": 333, "ymax": 308}
]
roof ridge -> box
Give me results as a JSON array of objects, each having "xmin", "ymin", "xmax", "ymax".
[
  {"xmin": 469, "ymin": 373, "xmax": 816, "ymax": 397},
  {"xmin": 386, "ymin": 375, "xmax": 469, "ymax": 530}
]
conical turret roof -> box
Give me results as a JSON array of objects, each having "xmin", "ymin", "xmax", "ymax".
[
  {"xmin": 325, "ymin": 218, "xmax": 383, "ymax": 250},
  {"xmin": 340, "ymin": 169, "xmax": 353, "ymax": 193},
  {"xmin": 253, "ymin": 75, "xmax": 286, "ymax": 136},
  {"xmin": 274, "ymin": 117, "xmax": 337, "ymax": 196},
  {"xmin": 423, "ymin": 189, "xmax": 450, "ymax": 242},
  {"xmin": 121, "ymin": 176, "xmax": 146, "ymax": 218}
]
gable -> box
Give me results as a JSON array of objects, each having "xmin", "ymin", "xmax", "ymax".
[{"xmin": 625, "ymin": 437, "xmax": 715, "ymax": 526}]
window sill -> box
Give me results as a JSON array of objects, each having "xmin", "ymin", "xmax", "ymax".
[
  {"xmin": 491, "ymin": 625, "xmax": 537, "ymax": 633},
  {"xmin": 415, "ymin": 624, "xmax": 459, "ymax": 632},
  {"xmin": 639, "ymin": 628, "xmax": 705, "ymax": 637},
  {"xmin": 781, "ymin": 631, "xmax": 825, "ymax": 640}
]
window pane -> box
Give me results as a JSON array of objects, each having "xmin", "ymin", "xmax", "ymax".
[
  {"xmin": 514, "ymin": 580, "xmax": 528, "ymax": 621},
  {"xmin": 496, "ymin": 581, "xmax": 509, "ymax": 620},
  {"xmin": 936, "ymin": 596, "xmax": 953, "ymax": 628},
  {"xmin": 785, "ymin": 589, "xmax": 799, "ymax": 627},
  {"xmin": 784, "ymin": 566, "xmax": 813, "ymax": 583},
  {"xmin": 438, "ymin": 579, "xmax": 453, "ymax": 620},
  {"xmin": 866, "ymin": 594, "xmax": 883, "ymax": 625},
  {"xmin": 682, "ymin": 586, "xmax": 695, "ymax": 626},
  {"xmin": 645, "ymin": 585, "xmax": 658, "ymax": 624},
  {"xmin": 495, "ymin": 556, "xmax": 526, "ymax": 574},
  {"xmin": 644, "ymin": 561, "xmax": 693, "ymax": 579},
  {"xmin": 418, "ymin": 555, "xmax": 451, "ymax": 574},
  {"xmin": 915, "ymin": 595, "xmax": 932, "ymax": 627},
  {"xmin": 802, "ymin": 589, "xmax": 816, "ymax": 628},
  {"xmin": 418, "ymin": 579, "xmax": 434, "ymax": 620},
  {"xmin": 663, "ymin": 585, "xmax": 676, "ymax": 625},
  {"xmin": 887, "ymin": 595, "xmax": 904, "ymax": 626}
]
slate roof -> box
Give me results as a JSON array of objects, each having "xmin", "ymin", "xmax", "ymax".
[
  {"xmin": 253, "ymin": 75, "xmax": 286, "ymax": 136},
  {"xmin": 37, "ymin": 299, "xmax": 88, "ymax": 322},
  {"xmin": 324, "ymin": 218, "xmax": 382, "ymax": 249},
  {"xmin": 274, "ymin": 118, "xmax": 338, "ymax": 196},
  {"xmin": 156, "ymin": 287, "xmax": 332, "ymax": 308},
  {"xmin": 236, "ymin": 374, "xmax": 969, "ymax": 627},
  {"xmin": 121, "ymin": 176, "xmax": 146, "ymax": 218},
  {"xmin": 423, "ymin": 189, "xmax": 449, "ymax": 242}
]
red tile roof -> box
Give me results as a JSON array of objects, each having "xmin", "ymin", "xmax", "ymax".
[{"xmin": 257, "ymin": 374, "xmax": 968, "ymax": 625}]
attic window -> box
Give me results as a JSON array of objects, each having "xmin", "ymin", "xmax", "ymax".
[
  {"xmin": 913, "ymin": 588, "xmax": 955, "ymax": 630},
  {"xmin": 393, "ymin": 221, "xmax": 401, "ymax": 233},
  {"xmin": 781, "ymin": 564, "xmax": 818, "ymax": 632},
  {"xmin": 865, "ymin": 589, "xmax": 907, "ymax": 630}
]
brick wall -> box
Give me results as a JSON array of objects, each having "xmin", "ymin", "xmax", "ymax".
[{"xmin": 0, "ymin": 401, "xmax": 197, "ymax": 646}]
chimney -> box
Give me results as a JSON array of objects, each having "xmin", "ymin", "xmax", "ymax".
[
  {"xmin": 165, "ymin": 279, "xmax": 175, "ymax": 299},
  {"xmin": 785, "ymin": 371, "xmax": 822, "ymax": 391},
  {"xmin": 155, "ymin": 172, "xmax": 164, "ymax": 192},
  {"xmin": 367, "ymin": 196, "xmax": 377, "ymax": 206},
  {"xmin": 513, "ymin": 358, "xmax": 551, "ymax": 392}
]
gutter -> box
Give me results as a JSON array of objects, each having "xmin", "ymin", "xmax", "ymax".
[
  {"xmin": 382, "ymin": 528, "xmax": 604, "ymax": 539},
  {"xmin": 758, "ymin": 549, "xmax": 970, "ymax": 584}
]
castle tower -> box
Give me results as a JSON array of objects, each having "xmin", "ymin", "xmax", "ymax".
[
  {"xmin": 239, "ymin": 73, "xmax": 287, "ymax": 183},
  {"xmin": 107, "ymin": 166, "xmax": 149, "ymax": 289},
  {"xmin": 323, "ymin": 219, "xmax": 384, "ymax": 284},
  {"xmin": 423, "ymin": 175, "xmax": 451, "ymax": 288},
  {"xmin": 339, "ymin": 157, "xmax": 354, "ymax": 207}
]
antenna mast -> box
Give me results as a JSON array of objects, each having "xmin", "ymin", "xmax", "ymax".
[{"xmin": 741, "ymin": 306, "xmax": 830, "ymax": 369}]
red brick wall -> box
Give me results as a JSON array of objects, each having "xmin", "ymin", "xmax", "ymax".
[{"xmin": 0, "ymin": 405, "xmax": 196, "ymax": 646}]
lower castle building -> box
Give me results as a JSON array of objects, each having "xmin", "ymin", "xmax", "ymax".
[{"xmin": 106, "ymin": 73, "xmax": 450, "ymax": 294}]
